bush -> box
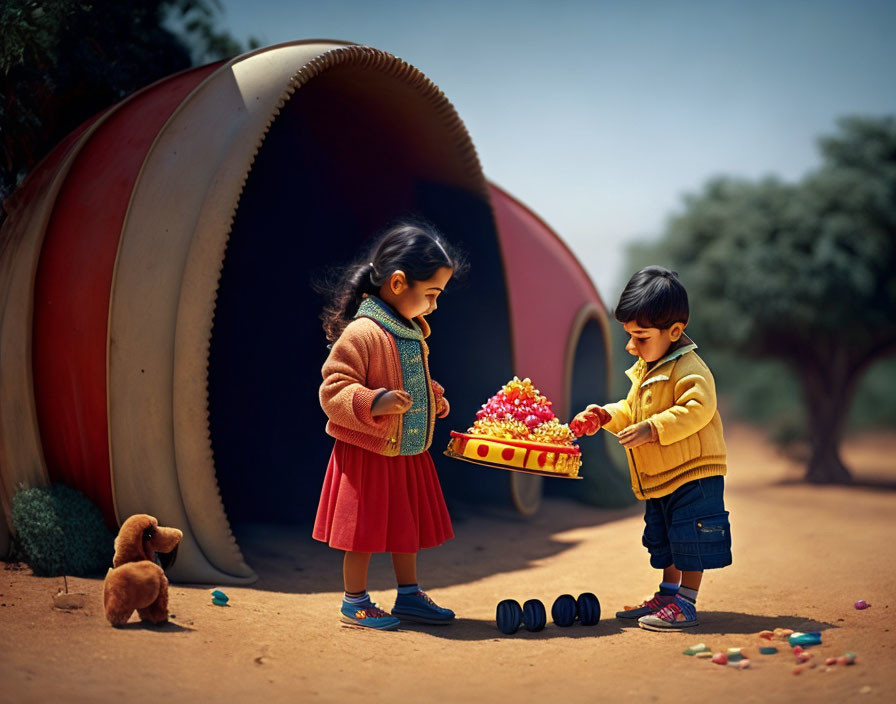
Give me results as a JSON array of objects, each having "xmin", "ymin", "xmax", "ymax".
[{"xmin": 11, "ymin": 484, "xmax": 114, "ymax": 576}]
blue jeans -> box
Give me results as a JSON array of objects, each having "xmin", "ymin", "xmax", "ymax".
[{"xmin": 642, "ymin": 476, "xmax": 732, "ymax": 572}]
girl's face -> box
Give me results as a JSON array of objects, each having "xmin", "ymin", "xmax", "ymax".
[{"xmin": 381, "ymin": 267, "xmax": 453, "ymax": 321}]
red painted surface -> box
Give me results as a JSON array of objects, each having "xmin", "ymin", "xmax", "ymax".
[
  {"xmin": 488, "ymin": 183, "xmax": 606, "ymax": 417},
  {"xmin": 31, "ymin": 63, "xmax": 221, "ymax": 527}
]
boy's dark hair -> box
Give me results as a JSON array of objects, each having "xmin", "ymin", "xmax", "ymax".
[
  {"xmin": 614, "ymin": 265, "xmax": 689, "ymax": 329},
  {"xmin": 316, "ymin": 218, "xmax": 467, "ymax": 343}
]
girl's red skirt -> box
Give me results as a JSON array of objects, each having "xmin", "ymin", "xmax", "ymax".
[{"xmin": 312, "ymin": 440, "xmax": 454, "ymax": 553}]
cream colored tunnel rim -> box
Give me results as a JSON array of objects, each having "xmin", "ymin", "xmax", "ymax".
[{"xmin": 109, "ymin": 42, "xmax": 487, "ymax": 584}]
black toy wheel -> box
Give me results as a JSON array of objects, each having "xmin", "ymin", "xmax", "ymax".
[
  {"xmin": 496, "ymin": 599, "xmax": 523, "ymax": 634},
  {"xmin": 551, "ymin": 594, "xmax": 577, "ymax": 627},
  {"xmin": 576, "ymin": 592, "xmax": 601, "ymax": 626},
  {"xmin": 522, "ymin": 599, "xmax": 546, "ymax": 632}
]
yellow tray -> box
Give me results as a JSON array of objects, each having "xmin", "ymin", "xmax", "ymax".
[{"xmin": 443, "ymin": 448, "xmax": 582, "ymax": 480}]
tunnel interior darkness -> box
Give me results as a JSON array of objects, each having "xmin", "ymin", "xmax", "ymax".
[{"xmin": 208, "ymin": 66, "xmax": 515, "ymax": 531}]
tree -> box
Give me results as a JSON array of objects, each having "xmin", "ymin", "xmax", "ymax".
[
  {"xmin": 640, "ymin": 116, "xmax": 896, "ymax": 483},
  {"xmin": 0, "ymin": 0, "xmax": 256, "ymax": 201}
]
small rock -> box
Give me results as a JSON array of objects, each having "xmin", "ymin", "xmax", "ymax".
[
  {"xmin": 711, "ymin": 653, "xmax": 728, "ymax": 665},
  {"xmin": 860, "ymin": 686, "xmax": 872, "ymax": 694},
  {"xmin": 793, "ymin": 666, "xmax": 805, "ymax": 675},
  {"xmin": 52, "ymin": 592, "xmax": 86, "ymax": 610}
]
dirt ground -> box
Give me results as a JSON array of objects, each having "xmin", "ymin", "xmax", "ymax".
[{"xmin": 1, "ymin": 423, "xmax": 894, "ymax": 703}]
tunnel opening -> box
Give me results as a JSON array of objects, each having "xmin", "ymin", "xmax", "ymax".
[
  {"xmin": 547, "ymin": 316, "xmax": 634, "ymax": 506},
  {"xmin": 208, "ymin": 63, "xmax": 514, "ymax": 536}
]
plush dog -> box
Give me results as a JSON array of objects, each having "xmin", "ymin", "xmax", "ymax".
[{"xmin": 103, "ymin": 514, "xmax": 182, "ymax": 627}]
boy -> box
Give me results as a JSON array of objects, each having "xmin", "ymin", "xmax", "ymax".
[{"xmin": 570, "ymin": 266, "xmax": 730, "ymax": 631}]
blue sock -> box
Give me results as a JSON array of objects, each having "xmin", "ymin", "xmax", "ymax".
[
  {"xmin": 343, "ymin": 591, "xmax": 370, "ymax": 605},
  {"xmin": 397, "ymin": 583, "xmax": 419, "ymax": 595},
  {"xmin": 658, "ymin": 581, "xmax": 680, "ymax": 596},
  {"xmin": 678, "ymin": 586, "xmax": 698, "ymax": 604}
]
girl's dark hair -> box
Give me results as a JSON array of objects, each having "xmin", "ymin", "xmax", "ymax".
[
  {"xmin": 614, "ymin": 265, "xmax": 689, "ymax": 329},
  {"xmin": 317, "ymin": 219, "xmax": 467, "ymax": 343}
]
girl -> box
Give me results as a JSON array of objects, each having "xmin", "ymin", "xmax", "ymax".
[{"xmin": 312, "ymin": 220, "xmax": 464, "ymax": 630}]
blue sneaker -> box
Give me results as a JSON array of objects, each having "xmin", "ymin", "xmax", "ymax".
[
  {"xmin": 392, "ymin": 589, "xmax": 455, "ymax": 625},
  {"xmin": 340, "ymin": 600, "xmax": 400, "ymax": 630}
]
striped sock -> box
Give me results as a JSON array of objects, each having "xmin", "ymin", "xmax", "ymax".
[
  {"xmin": 678, "ymin": 586, "xmax": 698, "ymax": 603},
  {"xmin": 658, "ymin": 581, "xmax": 680, "ymax": 596},
  {"xmin": 397, "ymin": 583, "xmax": 419, "ymax": 595},
  {"xmin": 343, "ymin": 591, "xmax": 370, "ymax": 605}
]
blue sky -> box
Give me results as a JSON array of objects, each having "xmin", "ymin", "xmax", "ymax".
[{"xmin": 217, "ymin": 0, "xmax": 896, "ymax": 302}]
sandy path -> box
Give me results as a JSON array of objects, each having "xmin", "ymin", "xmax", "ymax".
[{"xmin": 1, "ymin": 424, "xmax": 894, "ymax": 703}]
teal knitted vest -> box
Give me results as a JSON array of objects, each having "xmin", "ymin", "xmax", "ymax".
[{"xmin": 355, "ymin": 296, "xmax": 429, "ymax": 455}]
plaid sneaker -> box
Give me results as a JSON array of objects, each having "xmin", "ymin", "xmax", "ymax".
[
  {"xmin": 392, "ymin": 589, "xmax": 455, "ymax": 625},
  {"xmin": 638, "ymin": 596, "xmax": 699, "ymax": 631},
  {"xmin": 340, "ymin": 600, "xmax": 400, "ymax": 630},
  {"xmin": 615, "ymin": 592, "xmax": 676, "ymax": 620}
]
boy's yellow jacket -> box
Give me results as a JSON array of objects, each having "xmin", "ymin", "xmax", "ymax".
[{"xmin": 602, "ymin": 341, "xmax": 727, "ymax": 500}]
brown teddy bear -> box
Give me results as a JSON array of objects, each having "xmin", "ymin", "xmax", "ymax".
[{"xmin": 103, "ymin": 514, "xmax": 182, "ymax": 627}]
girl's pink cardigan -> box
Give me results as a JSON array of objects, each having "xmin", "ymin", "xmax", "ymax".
[{"xmin": 319, "ymin": 315, "xmax": 444, "ymax": 456}]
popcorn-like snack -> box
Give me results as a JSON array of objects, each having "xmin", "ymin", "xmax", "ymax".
[{"xmin": 447, "ymin": 377, "xmax": 581, "ymax": 477}]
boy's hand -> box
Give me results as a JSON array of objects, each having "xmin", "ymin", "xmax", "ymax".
[
  {"xmin": 570, "ymin": 405, "xmax": 611, "ymax": 437},
  {"xmin": 617, "ymin": 421, "xmax": 658, "ymax": 449},
  {"xmin": 372, "ymin": 390, "xmax": 413, "ymax": 416}
]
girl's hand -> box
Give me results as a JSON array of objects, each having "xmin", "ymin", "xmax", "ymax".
[
  {"xmin": 617, "ymin": 421, "xmax": 657, "ymax": 449},
  {"xmin": 372, "ymin": 390, "xmax": 413, "ymax": 416},
  {"xmin": 436, "ymin": 395, "xmax": 450, "ymax": 419}
]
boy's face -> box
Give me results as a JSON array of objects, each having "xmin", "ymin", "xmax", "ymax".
[{"xmin": 623, "ymin": 321, "xmax": 686, "ymax": 362}]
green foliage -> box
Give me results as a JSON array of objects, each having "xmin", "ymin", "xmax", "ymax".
[
  {"xmin": 0, "ymin": 0, "xmax": 253, "ymax": 199},
  {"xmin": 11, "ymin": 483, "xmax": 114, "ymax": 576}
]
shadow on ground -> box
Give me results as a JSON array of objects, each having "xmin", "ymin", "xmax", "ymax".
[
  {"xmin": 343, "ymin": 612, "xmax": 834, "ymax": 641},
  {"xmin": 389, "ymin": 617, "xmax": 626, "ymax": 641},
  {"xmin": 616, "ymin": 612, "xmax": 835, "ymax": 636},
  {"xmin": 232, "ymin": 498, "xmax": 642, "ymax": 594}
]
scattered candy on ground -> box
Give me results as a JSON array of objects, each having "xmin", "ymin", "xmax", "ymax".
[
  {"xmin": 854, "ymin": 600, "xmax": 870, "ymax": 610},
  {"xmin": 727, "ymin": 650, "xmax": 744, "ymax": 663},
  {"xmin": 711, "ymin": 653, "xmax": 728, "ymax": 666},
  {"xmin": 211, "ymin": 589, "xmax": 230, "ymax": 606},
  {"xmin": 695, "ymin": 651, "xmax": 713, "ymax": 659},
  {"xmin": 758, "ymin": 630, "xmax": 774, "ymax": 640},
  {"xmin": 788, "ymin": 631, "xmax": 822, "ymax": 647},
  {"xmin": 738, "ymin": 659, "xmax": 751, "ymax": 670},
  {"xmin": 682, "ymin": 643, "xmax": 711, "ymax": 656},
  {"xmin": 760, "ymin": 646, "xmax": 778, "ymax": 655}
]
